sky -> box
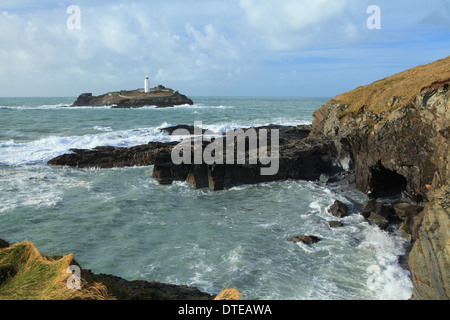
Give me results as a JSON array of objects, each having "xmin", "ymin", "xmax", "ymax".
[{"xmin": 0, "ymin": 0, "xmax": 449, "ymax": 97}]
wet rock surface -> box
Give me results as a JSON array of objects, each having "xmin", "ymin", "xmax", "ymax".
[
  {"xmin": 328, "ymin": 200, "xmax": 349, "ymax": 218},
  {"xmin": 289, "ymin": 235, "xmax": 321, "ymax": 244}
]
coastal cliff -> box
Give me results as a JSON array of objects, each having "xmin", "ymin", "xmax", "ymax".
[
  {"xmin": 310, "ymin": 56, "xmax": 450, "ymax": 300},
  {"xmin": 72, "ymin": 85, "xmax": 193, "ymax": 108}
]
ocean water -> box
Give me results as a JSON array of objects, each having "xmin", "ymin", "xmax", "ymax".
[{"xmin": 0, "ymin": 96, "xmax": 413, "ymax": 300}]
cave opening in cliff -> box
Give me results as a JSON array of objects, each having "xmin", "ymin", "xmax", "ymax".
[{"xmin": 369, "ymin": 162, "xmax": 407, "ymax": 198}]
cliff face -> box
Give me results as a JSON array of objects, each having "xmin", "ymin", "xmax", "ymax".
[{"xmin": 311, "ymin": 56, "xmax": 450, "ymax": 300}]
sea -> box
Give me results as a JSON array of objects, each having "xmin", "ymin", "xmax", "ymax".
[{"xmin": 0, "ymin": 96, "xmax": 413, "ymax": 300}]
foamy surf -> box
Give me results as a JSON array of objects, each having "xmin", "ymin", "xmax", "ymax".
[
  {"xmin": 0, "ymin": 124, "xmax": 174, "ymax": 166},
  {"xmin": 360, "ymin": 228, "xmax": 413, "ymax": 300}
]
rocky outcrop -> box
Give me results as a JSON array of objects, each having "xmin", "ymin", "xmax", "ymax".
[
  {"xmin": 48, "ymin": 125, "xmax": 344, "ymax": 191},
  {"xmin": 47, "ymin": 142, "xmax": 177, "ymax": 168},
  {"xmin": 310, "ymin": 56, "xmax": 450, "ymax": 300},
  {"xmin": 72, "ymin": 85, "xmax": 194, "ymax": 108},
  {"xmin": 328, "ymin": 221, "xmax": 344, "ymax": 228},
  {"xmin": 328, "ymin": 200, "xmax": 348, "ymax": 218},
  {"xmin": 151, "ymin": 125, "xmax": 342, "ymax": 190},
  {"xmin": 0, "ymin": 239, "xmax": 10, "ymax": 249},
  {"xmin": 80, "ymin": 269, "xmax": 213, "ymax": 300}
]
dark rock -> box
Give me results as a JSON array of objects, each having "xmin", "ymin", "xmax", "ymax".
[
  {"xmin": 186, "ymin": 165, "xmax": 209, "ymax": 189},
  {"xmin": 328, "ymin": 221, "xmax": 344, "ymax": 228},
  {"xmin": 328, "ymin": 200, "xmax": 348, "ymax": 218},
  {"xmin": 393, "ymin": 203, "xmax": 424, "ymax": 219},
  {"xmin": 368, "ymin": 212, "xmax": 390, "ymax": 229},
  {"xmin": 360, "ymin": 200, "xmax": 390, "ymax": 218},
  {"xmin": 160, "ymin": 125, "xmax": 207, "ymax": 135},
  {"xmin": 393, "ymin": 203, "xmax": 425, "ymax": 241},
  {"xmin": 319, "ymin": 173, "xmax": 330, "ymax": 183},
  {"xmin": 81, "ymin": 269, "xmax": 213, "ymax": 300},
  {"xmin": 289, "ymin": 235, "xmax": 321, "ymax": 244},
  {"xmin": 152, "ymin": 125, "xmax": 342, "ymax": 190},
  {"xmin": 360, "ymin": 200, "xmax": 396, "ymax": 230},
  {"xmin": 48, "ymin": 124, "xmax": 344, "ymax": 191},
  {"xmin": 0, "ymin": 238, "xmax": 11, "ymax": 249},
  {"xmin": 153, "ymin": 163, "xmax": 189, "ymax": 185},
  {"xmin": 72, "ymin": 93, "xmax": 93, "ymax": 106}
]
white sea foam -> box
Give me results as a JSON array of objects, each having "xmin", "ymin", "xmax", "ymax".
[
  {"xmin": 360, "ymin": 227, "xmax": 413, "ymax": 300},
  {"xmin": 0, "ymin": 123, "xmax": 176, "ymax": 166},
  {"xmin": 0, "ymin": 166, "xmax": 87, "ymax": 213},
  {"xmin": 200, "ymin": 119, "xmax": 311, "ymax": 135},
  {"xmin": 93, "ymin": 126, "xmax": 113, "ymax": 132}
]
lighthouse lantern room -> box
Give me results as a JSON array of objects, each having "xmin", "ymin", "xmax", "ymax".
[{"xmin": 144, "ymin": 76, "xmax": 150, "ymax": 93}]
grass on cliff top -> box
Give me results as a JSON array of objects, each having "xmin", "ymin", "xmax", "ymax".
[
  {"xmin": 0, "ymin": 241, "xmax": 111, "ymax": 300},
  {"xmin": 334, "ymin": 55, "xmax": 450, "ymax": 116}
]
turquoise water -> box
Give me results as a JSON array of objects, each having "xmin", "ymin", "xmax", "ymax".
[{"xmin": 0, "ymin": 97, "xmax": 412, "ymax": 299}]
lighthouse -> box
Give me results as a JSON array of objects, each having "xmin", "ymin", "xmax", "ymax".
[{"xmin": 144, "ymin": 76, "xmax": 150, "ymax": 93}]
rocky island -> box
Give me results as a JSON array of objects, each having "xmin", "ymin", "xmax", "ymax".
[{"xmin": 71, "ymin": 85, "xmax": 194, "ymax": 108}]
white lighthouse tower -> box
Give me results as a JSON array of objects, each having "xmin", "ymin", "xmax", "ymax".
[{"xmin": 144, "ymin": 76, "xmax": 150, "ymax": 93}]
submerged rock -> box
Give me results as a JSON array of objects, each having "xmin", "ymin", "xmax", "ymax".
[
  {"xmin": 328, "ymin": 221, "xmax": 344, "ymax": 228},
  {"xmin": 289, "ymin": 235, "xmax": 321, "ymax": 244},
  {"xmin": 328, "ymin": 200, "xmax": 349, "ymax": 218},
  {"xmin": 360, "ymin": 200, "xmax": 396, "ymax": 230}
]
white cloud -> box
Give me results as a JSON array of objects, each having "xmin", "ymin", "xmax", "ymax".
[
  {"xmin": 238, "ymin": 0, "xmax": 359, "ymax": 50},
  {"xmin": 0, "ymin": 1, "xmax": 448, "ymax": 96}
]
